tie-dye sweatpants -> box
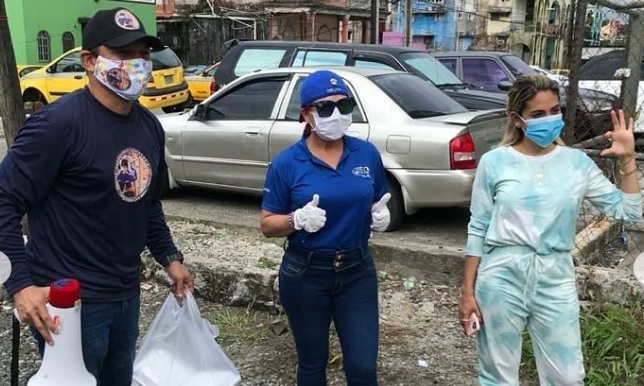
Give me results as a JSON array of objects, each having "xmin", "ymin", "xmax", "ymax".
[{"xmin": 475, "ymin": 245, "xmax": 585, "ymax": 385}]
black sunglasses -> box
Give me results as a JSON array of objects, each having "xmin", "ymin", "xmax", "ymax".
[{"xmin": 309, "ymin": 97, "xmax": 356, "ymax": 118}]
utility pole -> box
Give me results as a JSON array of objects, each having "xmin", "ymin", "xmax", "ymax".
[
  {"xmin": 0, "ymin": 0, "xmax": 26, "ymax": 148},
  {"xmin": 404, "ymin": 0, "xmax": 412, "ymax": 47},
  {"xmin": 370, "ymin": 0, "xmax": 379, "ymax": 44}
]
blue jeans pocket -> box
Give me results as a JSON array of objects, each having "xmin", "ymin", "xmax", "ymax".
[{"xmin": 280, "ymin": 256, "xmax": 309, "ymax": 279}]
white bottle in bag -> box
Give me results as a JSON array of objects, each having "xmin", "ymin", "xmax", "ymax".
[{"xmin": 28, "ymin": 278, "xmax": 97, "ymax": 386}]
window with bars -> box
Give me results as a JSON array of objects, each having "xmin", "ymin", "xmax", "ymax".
[
  {"xmin": 62, "ymin": 32, "xmax": 75, "ymax": 52},
  {"xmin": 37, "ymin": 30, "xmax": 51, "ymax": 62}
]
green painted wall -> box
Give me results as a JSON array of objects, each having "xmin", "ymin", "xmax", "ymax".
[{"xmin": 7, "ymin": 0, "xmax": 156, "ymax": 65}]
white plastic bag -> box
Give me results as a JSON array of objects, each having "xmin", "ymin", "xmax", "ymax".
[{"xmin": 132, "ymin": 292, "xmax": 241, "ymax": 386}]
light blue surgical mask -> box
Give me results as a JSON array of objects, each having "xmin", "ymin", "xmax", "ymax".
[{"xmin": 519, "ymin": 113, "xmax": 564, "ymax": 148}]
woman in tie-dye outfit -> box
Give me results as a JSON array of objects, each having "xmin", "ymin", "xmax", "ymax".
[{"xmin": 459, "ymin": 74, "xmax": 642, "ymax": 386}]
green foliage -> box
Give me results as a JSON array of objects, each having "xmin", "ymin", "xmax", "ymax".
[{"xmin": 520, "ymin": 305, "xmax": 644, "ymax": 385}]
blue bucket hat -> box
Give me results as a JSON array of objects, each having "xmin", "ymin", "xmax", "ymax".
[{"xmin": 300, "ymin": 70, "xmax": 349, "ymax": 107}]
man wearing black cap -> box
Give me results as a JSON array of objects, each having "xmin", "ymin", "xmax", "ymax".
[{"xmin": 0, "ymin": 7, "xmax": 193, "ymax": 385}]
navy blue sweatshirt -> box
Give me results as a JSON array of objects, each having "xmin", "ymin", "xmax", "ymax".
[{"xmin": 0, "ymin": 88, "xmax": 178, "ymax": 301}]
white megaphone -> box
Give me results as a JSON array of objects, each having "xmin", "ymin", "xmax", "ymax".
[{"xmin": 28, "ymin": 278, "xmax": 96, "ymax": 386}]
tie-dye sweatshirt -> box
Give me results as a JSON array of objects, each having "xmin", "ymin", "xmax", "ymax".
[{"xmin": 466, "ymin": 145, "xmax": 642, "ymax": 257}]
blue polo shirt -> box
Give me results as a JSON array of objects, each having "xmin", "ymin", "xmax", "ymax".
[{"xmin": 262, "ymin": 135, "xmax": 387, "ymax": 251}]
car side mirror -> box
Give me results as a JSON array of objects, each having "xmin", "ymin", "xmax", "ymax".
[
  {"xmin": 498, "ymin": 80, "xmax": 513, "ymax": 92},
  {"xmin": 191, "ymin": 104, "xmax": 205, "ymax": 121}
]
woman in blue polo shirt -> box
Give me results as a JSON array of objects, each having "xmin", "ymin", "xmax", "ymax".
[{"xmin": 261, "ymin": 70, "xmax": 390, "ymax": 386}]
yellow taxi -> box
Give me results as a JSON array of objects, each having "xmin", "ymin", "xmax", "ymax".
[
  {"xmin": 185, "ymin": 62, "xmax": 219, "ymax": 103},
  {"xmin": 16, "ymin": 65, "xmax": 43, "ymax": 78},
  {"xmin": 20, "ymin": 47, "xmax": 189, "ymax": 113}
]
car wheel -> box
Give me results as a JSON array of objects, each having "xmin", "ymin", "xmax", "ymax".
[
  {"xmin": 22, "ymin": 89, "xmax": 47, "ymax": 113},
  {"xmin": 385, "ymin": 175, "xmax": 405, "ymax": 232}
]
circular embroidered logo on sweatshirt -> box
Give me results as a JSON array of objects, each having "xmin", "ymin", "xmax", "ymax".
[{"xmin": 114, "ymin": 148, "xmax": 152, "ymax": 203}]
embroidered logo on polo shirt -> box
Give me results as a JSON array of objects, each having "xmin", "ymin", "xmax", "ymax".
[
  {"xmin": 114, "ymin": 148, "xmax": 152, "ymax": 203},
  {"xmin": 114, "ymin": 9, "xmax": 140, "ymax": 31},
  {"xmin": 352, "ymin": 166, "xmax": 371, "ymax": 178}
]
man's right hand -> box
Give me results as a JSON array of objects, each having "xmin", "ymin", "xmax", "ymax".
[{"xmin": 14, "ymin": 285, "xmax": 57, "ymax": 345}]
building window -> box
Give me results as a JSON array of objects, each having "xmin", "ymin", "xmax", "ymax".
[
  {"xmin": 37, "ymin": 30, "xmax": 51, "ymax": 62},
  {"xmin": 62, "ymin": 32, "xmax": 75, "ymax": 52}
]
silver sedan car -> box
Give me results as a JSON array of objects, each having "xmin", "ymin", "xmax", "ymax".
[{"xmin": 158, "ymin": 67, "xmax": 508, "ymax": 231}]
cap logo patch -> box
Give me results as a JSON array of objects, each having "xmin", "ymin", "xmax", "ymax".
[
  {"xmin": 330, "ymin": 78, "xmax": 338, "ymax": 86},
  {"xmin": 114, "ymin": 9, "xmax": 140, "ymax": 30}
]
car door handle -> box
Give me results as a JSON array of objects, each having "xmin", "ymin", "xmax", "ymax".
[
  {"xmin": 245, "ymin": 127, "xmax": 263, "ymax": 135},
  {"xmin": 74, "ymin": 75, "xmax": 83, "ymax": 80}
]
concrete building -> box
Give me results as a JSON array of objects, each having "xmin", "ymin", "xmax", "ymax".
[
  {"xmin": 7, "ymin": 0, "xmax": 156, "ymax": 65},
  {"xmin": 390, "ymin": 0, "xmax": 459, "ymax": 51}
]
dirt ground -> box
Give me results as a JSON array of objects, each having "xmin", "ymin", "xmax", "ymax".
[{"xmin": 0, "ymin": 219, "xmax": 541, "ymax": 386}]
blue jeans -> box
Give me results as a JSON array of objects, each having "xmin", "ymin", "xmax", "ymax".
[
  {"xmin": 31, "ymin": 295, "xmax": 140, "ymax": 386},
  {"xmin": 279, "ymin": 244, "xmax": 379, "ymax": 386}
]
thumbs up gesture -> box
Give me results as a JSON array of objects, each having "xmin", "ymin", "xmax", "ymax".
[
  {"xmin": 293, "ymin": 194, "xmax": 327, "ymax": 233},
  {"xmin": 371, "ymin": 193, "xmax": 391, "ymax": 232}
]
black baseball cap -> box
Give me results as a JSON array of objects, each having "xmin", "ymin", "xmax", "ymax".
[{"xmin": 82, "ymin": 7, "xmax": 164, "ymax": 51}]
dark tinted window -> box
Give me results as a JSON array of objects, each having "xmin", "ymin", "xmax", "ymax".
[
  {"xmin": 55, "ymin": 52, "xmax": 83, "ymax": 73},
  {"xmin": 438, "ymin": 58, "xmax": 457, "ymax": 74},
  {"xmin": 500, "ymin": 55, "xmax": 537, "ymax": 77},
  {"xmin": 462, "ymin": 58, "xmax": 509, "ymax": 91},
  {"xmin": 370, "ymin": 73, "xmax": 467, "ymax": 118},
  {"xmin": 206, "ymin": 78, "xmax": 284, "ymax": 120},
  {"xmin": 151, "ymin": 48, "xmax": 182, "ymax": 70},
  {"xmin": 578, "ymin": 52, "xmax": 625, "ymax": 81}
]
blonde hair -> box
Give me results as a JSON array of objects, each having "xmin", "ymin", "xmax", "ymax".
[{"xmin": 499, "ymin": 74, "xmax": 565, "ymax": 146}]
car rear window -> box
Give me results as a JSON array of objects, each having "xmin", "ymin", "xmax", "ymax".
[
  {"xmin": 370, "ymin": 73, "xmax": 468, "ymax": 118},
  {"xmin": 151, "ymin": 48, "xmax": 182, "ymax": 70},
  {"xmin": 234, "ymin": 48, "xmax": 287, "ymax": 77}
]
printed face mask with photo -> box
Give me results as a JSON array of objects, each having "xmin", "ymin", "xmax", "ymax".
[{"xmin": 94, "ymin": 55, "xmax": 152, "ymax": 101}]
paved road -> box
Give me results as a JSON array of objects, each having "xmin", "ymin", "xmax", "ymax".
[{"xmin": 0, "ymin": 113, "xmax": 470, "ymax": 259}]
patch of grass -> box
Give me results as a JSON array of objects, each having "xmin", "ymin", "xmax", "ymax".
[
  {"xmin": 208, "ymin": 308, "xmax": 270, "ymax": 343},
  {"xmin": 520, "ymin": 304, "xmax": 644, "ymax": 385},
  {"xmin": 256, "ymin": 256, "xmax": 279, "ymax": 270}
]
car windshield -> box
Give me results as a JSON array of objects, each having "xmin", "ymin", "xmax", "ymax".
[
  {"xmin": 398, "ymin": 52, "xmax": 464, "ymax": 86},
  {"xmin": 370, "ymin": 73, "xmax": 468, "ymax": 118},
  {"xmin": 500, "ymin": 55, "xmax": 537, "ymax": 77},
  {"xmin": 151, "ymin": 48, "xmax": 182, "ymax": 70}
]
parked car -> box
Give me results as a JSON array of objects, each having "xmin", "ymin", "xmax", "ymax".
[
  {"xmin": 158, "ymin": 66, "xmax": 508, "ymax": 231},
  {"xmin": 529, "ymin": 65, "xmax": 568, "ymax": 85},
  {"xmin": 20, "ymin": 46, "xmax": 190, "ymax": 113},
  {"xmin": 212, "ymin": 40, "xmax": 508, "ymax": 111},
  {"xmin": 16, "ymin": 65, "xmax": 42, "ymax": 78},
  {"xmin": 186, "ymin": 62, "xmax": 220, "ymax": 103},
  {"xmin": 579, "ymin": 49, "xmax": 644, "ymax": 134},
  {"xmin": 434, "ymin": 51, "xmax": 618, "ymax": 145}
]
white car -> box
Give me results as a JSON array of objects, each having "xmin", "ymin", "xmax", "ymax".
[
  {"xmin": 157, "ymin": 67, "xmax": 508, "ymax": 231},
  {"xmin": 529, "ymin": 65, "xmax": 569, "ymax": 85},
  {"xmin": 578, "ymin": 50, "xmax": 644, "ymax": 133}
]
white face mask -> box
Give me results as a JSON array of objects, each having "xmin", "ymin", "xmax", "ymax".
[
  {"xmin": 312, "ymin": 108, "xmax": 352, "ymax": 141},
  {"xmin": 93, "ymin": 55, "xmax": 152, "ymax": 101}
]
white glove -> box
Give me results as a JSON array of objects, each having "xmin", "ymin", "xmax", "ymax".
[
  {"xmin": 371, "ymin": 193, "xmax": 391, "ymax": 232},
  {"xmin": 293, "ymin": 194, "xmax": 327, "ymax": 233}
]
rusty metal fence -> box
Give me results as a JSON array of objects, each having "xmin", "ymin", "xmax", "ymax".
[{"xmin": 564, "ymin": 0, "xmax": 644, "ymax": 301}]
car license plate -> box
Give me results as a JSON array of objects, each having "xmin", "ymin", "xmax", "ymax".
[{"xmin": 164, "ymin": 75, "xmax": 174, "ymax": 84}]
